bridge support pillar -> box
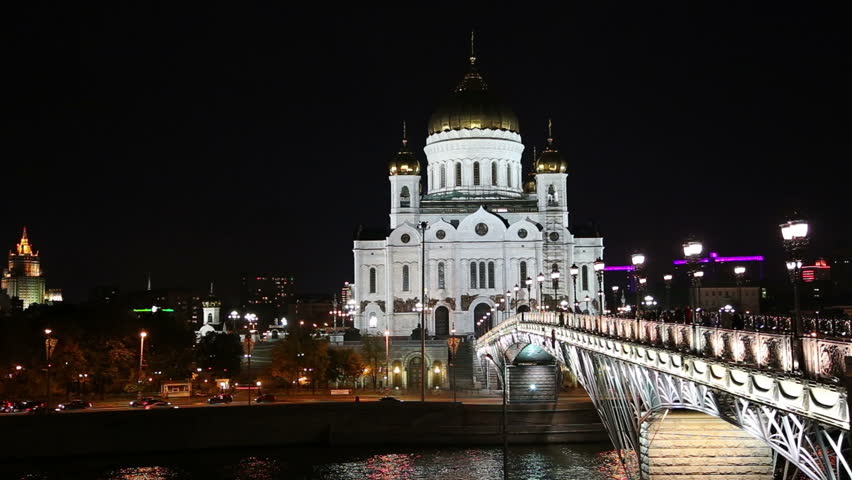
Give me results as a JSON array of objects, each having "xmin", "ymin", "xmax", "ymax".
[{"xmin": 640, "ymin": 411, "xmax": 772, "ymax": 480}]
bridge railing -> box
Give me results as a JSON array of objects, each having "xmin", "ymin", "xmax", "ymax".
[{"xmin": 502, "ymin": 311, "xmax": 852, "ymax": 383}]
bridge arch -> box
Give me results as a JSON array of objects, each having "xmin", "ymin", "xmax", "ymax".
[{"xmin": 476, "ymin": 314, "xmax": 851, "ymax": 480}]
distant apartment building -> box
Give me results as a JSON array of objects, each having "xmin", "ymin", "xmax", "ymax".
[{"xmin": 1, "ymin": 228, "xmax": 47, "ymax": 309}]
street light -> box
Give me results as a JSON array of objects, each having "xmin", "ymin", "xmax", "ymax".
[
  {"xmin": 550, "ymin": 266, "xmax": 560, "ymax": 305},
  {"xmin": 417, "ymin": 220, "xmax": 428, "ymax": 402},
  {"xmin": 228, "ymin": 311, "xmax": 239, "ymax": 332},
  {"xmin": 138, "ymin": 331, "xmax": 147, "ymax": 399},
  {"xmin": 631, "ymin": 253, "xmax": 646, "ymax": 319},
  {"xmin": 44, "ymin": 328, "xmax": 54, "ymax": 412},
  {"xmin": 384, "ymin": 329, "xmax": 390, "ymax": 389},
  {"xmin": 780, "ymin": 215, "xmax": 809, "ymax": 372},
  {"xmin": 734, "ymin": 266, "xmax": 746, "ymax": 311},
  {"xmin": 611, "ymin": 285, "xmax": 620, "ymax": 310},
  {"xmin": 536, "ymin": 273, "xmax": 545, "ymax": 311},
  {"xmin": 663, "ymin": 274, "xmax": 673, "ymax": 310},
  {"xmin": 525, "ymin": 277, "xmax": 533, "ymax": 311},
  {"xmin": 570, "ymin": 264, "xmax": 579, "ymax": 312},
  {"xmin": 593, "ymin": 258, "xmax": 605, "ymax": 317},
  {"xmin": 683, "ymin": 239, "xmax": 704, "ymax": 321}
]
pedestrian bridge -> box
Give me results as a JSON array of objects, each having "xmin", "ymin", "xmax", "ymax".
[{"xmin": 475, "ymin": 312, "xmax": 851, "ymax": 480}]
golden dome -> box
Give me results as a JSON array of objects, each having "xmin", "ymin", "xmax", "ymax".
[
  {"xmin": 428, "ymin": 57, "xmax": 519, "ymax": 136},
  {"xmin": 388, "ymin": 134, "xmax": 420, "ymax": 175},
  {"xmin": 535, "ymin": 120, "xmax": 567, "ymax": 174},
  {"xmin": 523, "ymin": 178, "xmax": 537, "ymax": 193}
]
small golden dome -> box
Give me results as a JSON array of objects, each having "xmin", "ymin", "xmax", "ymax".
[
  {"xmin": 388, "ymin": 137, "xmax": 420, "ymax": 176},
  {"xmin": 535, "ymin": 120, "xmax": 567, "ymax": 174},
  {"xmin": 523, "ymin": 178, "xmax": 537, "ymax": 193}
]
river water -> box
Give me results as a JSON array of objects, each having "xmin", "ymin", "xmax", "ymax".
[{"xmin": 5, "ymin": 444, "xmax": 626, "ymax": 480}]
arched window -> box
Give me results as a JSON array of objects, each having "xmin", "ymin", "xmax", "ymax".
[
  {"xmin": 479, "ymin": 262, "xmax": 486, "ymax": 289},
  {"xmin": 441, "ymin": 165, "xmax": 446, "ymax": 188},
  {"xmin": 507, "ymin": 165, "xmax": 512, "ymax": 188},
  {"xmin": 369, "ymin": 268, "xmax": 377, "ymax": 294},
  {"xmin": 207, "ymin": 313, "xmax": 213, "ymax": 324},
  {"xmin": 582, "ymin": 265, "xmax": 589, "ymax": 291},
  {"xmin": 368, "ymin": 313, "xmax": 378, "ymax": 328},
  {"xmin": 470, "ymin": 262, "xmax": 477, "ymax": 289},
  {"xmin": 488, "ymin": 261, "xmax": 495, "ymax": 289},
  {"xmin": 473, "ymin": 161, "xmax": 480, "ymax": 186},
  {"xmin": 520, "ymin": 261, "xmax": 527, "ymax": 284},
  {"xmin": 402, "ymin": 265, "xmax": 410, "ymax": 292},
  {"xmin": 455, "ymin": 163, "xmax": 462, "ymax": 186},
  {"xmin": 491, "ymin": 162, "xmax": 498, "ymax": 186},
  {"xmin": 438, "ymin": 262, "xmax": 446, "ymax": 290},
  {"xmin": 400, "ymin": 186, "xmax": 410, "ymax": 208}
]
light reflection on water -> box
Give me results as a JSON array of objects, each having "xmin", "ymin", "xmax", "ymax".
[{"xmin": 7, "ymin": 444, "xmax": 622, "ymax": 480}]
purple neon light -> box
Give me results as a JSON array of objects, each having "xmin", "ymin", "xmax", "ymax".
[
  {"xmin": 604, "ymin": 265, "xmax": 635, "ymax": 271},
  {"xmin": 673, "ymin": 255, "xmax": 764, "ymax": 265}
]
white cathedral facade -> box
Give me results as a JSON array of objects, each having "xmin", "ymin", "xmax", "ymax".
[{"xmin": 352, "ymin": 52, "xmax": 604, "ymax": 339}]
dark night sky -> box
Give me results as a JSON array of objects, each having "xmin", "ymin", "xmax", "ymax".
[{"xmin": 5, "ymin": 5, "xmax": 851, "ymax": 303}]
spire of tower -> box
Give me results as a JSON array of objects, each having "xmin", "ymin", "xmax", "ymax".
[
  {"xmin": 209, "ymin": 281, "xmax": 214, "ymax": 295},
  {"xmin": 469, "ymin": 30, "xmax": 476, "ymax": 65},
  {"xmin": 17, "ymin": 226, "xmax": 33, "ymax": 255},
  {"xmin": 547, "ymin": 118, "xmax": 553, "ymax": 144},
  {"xmin": 147, "ymin": 272, "xmax": 151, "ymax": 291}
]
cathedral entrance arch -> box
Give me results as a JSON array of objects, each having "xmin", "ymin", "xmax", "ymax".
[
  {"xmin": 517, "ymin": 304, "xmax": 530, "ymax": 313},
  {"xmin": 434, "ymin": 306, "xmax": 450, "ymax": 336},
  {"xmin": 473, "ymin": 303, "xmax": 492, "ymax": 338},
  {"xmin": 406, "ymin": 356, "xmax": 422, "ymax": 391}
]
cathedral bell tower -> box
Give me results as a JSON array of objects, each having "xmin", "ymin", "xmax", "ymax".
[
  {"xmin": 535, "ymin": 120, "xmax": 569, "ymax": 223},
  {"xmin": 202, "ymin": 282, "xmax": 221, "ymax": 327},
  {"xmin": 388, "ymin": 122, "xmax": 421, "ymax": 229}
]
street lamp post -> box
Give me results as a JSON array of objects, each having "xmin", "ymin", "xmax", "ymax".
[
  {"xmin": 683, "ymin": 239, "xmax": 704, "ymax": 353},
  {"xmin": 384, "ymin": 329, "xmax": 390, "ymax": 389},
  {"xmin": 734, "ymin": 266, "xmax": 746, "ymax": 311},
  {"xmin": 525, "ymin": 277, "xmax": 533, "ymax": 312},
  {"xmin": 513, "ymin": 285, "xmax": 520, "ymax": 314},
  {"xmin": 569, "ymin": 264, "xmax": 579, "ymax": 312},
  {"xmin": 44, "ymin": 329, "xmax": 53, "ymax": 412},
  {"xmin": 663, "ymin": 274, "xmax": 673, "ymax": 311},
  {"xmin": 593, "ymin": 258, "xmax": 605, "ymax": 315},
  {"xmin": 536, "ymin": 273, "xmax": 545, "ymax": 312},
  {"xmin": 418, "ymin": 221, "xmax": 428, "ymax": 402},
  {"xmin": 780, "ymin": 216, "xmax": 809, "ymax": 373},
  {"xmin": 138, "ymin": 331, "xmax": 147, "ymax": 399},
  {"xmin": 228, "ymin": 311, "xmax": 239, "ymax": 333},
  {"xmin": 631, "ymin": 253, "xmax": 645, "ymax": 340},
  {"xmin": 550, "ymin": 266, "xmax": 560, "ymax": 309}
]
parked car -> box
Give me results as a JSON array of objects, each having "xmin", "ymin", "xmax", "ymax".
[
  {"xmin": 255, "ymin": 394, "xmax": 276, "ymax": 403},
  {"xmin": 378, "ymin": 396, "xmax": 403, "ymax": 403},
  {"xmin": 207, "ymin": 394, "xmax": 233, "ymax": 404},
  {"xmin": 129, "ymin": 397, "xmax": 160, "ymax": 408},
  {"xmin": 6, "ymin": 400, "xmax": 45, "ymax": 413},
  {"xmin": 144, "ymin": 400, "xmax": 175, "ymax": 410},
  {"xmin": 56, "ymin": 400, "xmax": 92, "ymax": 411}
]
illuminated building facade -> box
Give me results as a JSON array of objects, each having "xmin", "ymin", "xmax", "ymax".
[
  {"xmin": 352, "ymin": 45, "xmax": 604, "ymax": 338},
  {"xmin": 240, "ymin": 273, "xmax": 295, "ymax": 327},
  {"xmin": 1, "ymin": 228, "xmax": 47, "ymax": 309}
]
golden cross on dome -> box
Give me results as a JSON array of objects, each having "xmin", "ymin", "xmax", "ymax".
[
  {"xmin": 402, "ymin": 121, "xmax": 408, "ymax": 146},
  {"xmin": 469, "ymin": 30, "xmax": 476, "ymax": 65}
]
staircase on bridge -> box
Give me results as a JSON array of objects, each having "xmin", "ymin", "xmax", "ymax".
[
  {"xmin": 640, "ymin": 411, "xmax": 773, "ymax": 480},
  {"xmin": 451, "ymin": 338, "xmax": 484, "ymax": 390}
]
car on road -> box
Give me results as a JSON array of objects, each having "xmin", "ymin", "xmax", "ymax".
[
  {"xmin": 255, "ymin": 394, "xmax": 276, "ymax": 403},
  {"xmin": 144, "ymin": 400, "xmax": 176, "ymax": 410},
  {"xmin": 5, "ymin": 400, "xmax": 45, "ymax": 413},
  {"xmin": 56, "ymin": 400, "xmax": 92, "ymax": 411},
  {"xmin": 129, "ymin": 396, "xmax": 161, "ymax": 408},
  {"xmin": 378, "ymin": 396, "xmax": 403, "ymax": 403},
  {"xmin": 207, "ymin": 394, "xmax": 233, "ymax": 404}
]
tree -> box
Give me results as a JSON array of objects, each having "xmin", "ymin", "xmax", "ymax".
[
  {"xmin": 195, "ymin": 332, "xmax": 242, "ymax": 376},
  {"xmin": 328, "ymin": 349, "xmax": 365, "ymax": 388},
  {"xmin": 360, "ymin": 334, "xmax": 385, "ymax": 389},
  {"xmin": 269, "ymin": 330, "xmax": 329, "ymax": 391}
]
